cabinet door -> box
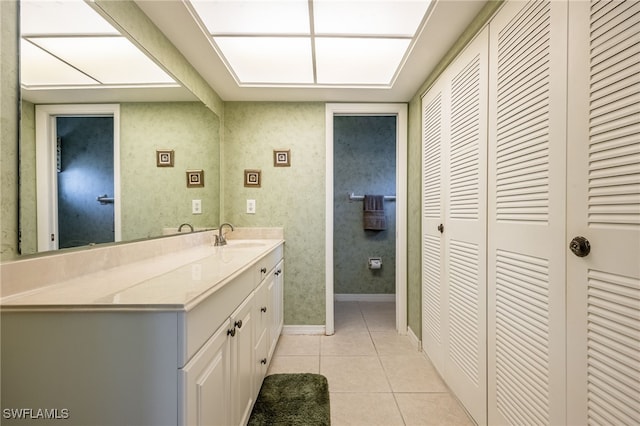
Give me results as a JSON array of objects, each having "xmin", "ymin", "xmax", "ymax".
[
  {"xmin": 269, "ymin": 261, "xmax": 284, "ymax": 358},
  {"xmin": 567, "ymin": 1, "xmax": 640, "ymax": 424},
  {"xmin": 180, "ymin": 319, "xmax": 231, "ymax": 426},
  {"xmin": 488, "ymin": 0, "xmax": 568, "ymax": 424},
  {"xmin": 253, "ymin": 277, "xmax": 270, "ymax": 396},
  {"xmin": 230, "ymin": 294, "xmax": 255, "ymax": 426}
]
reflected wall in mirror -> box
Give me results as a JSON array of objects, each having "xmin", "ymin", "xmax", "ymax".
[{"xmin": 18, "ymin": 0, "xmax": 221, "ymax": 255}]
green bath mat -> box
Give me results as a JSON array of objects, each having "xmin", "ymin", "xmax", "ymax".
[{"xmin": 248, "ymin": 373, "xmax": 330, "ymax": 426}]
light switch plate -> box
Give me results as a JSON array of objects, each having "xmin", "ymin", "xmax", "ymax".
[
  {"xmin": 247, "ymin": 199, "xmax": 256, "ymax": 214},
  {"xmin": 192, "ymin": 199, "xmax": 202, "ymax": 214}
]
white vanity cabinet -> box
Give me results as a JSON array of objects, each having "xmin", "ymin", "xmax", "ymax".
[
  {"xmin": 179, "ymin": 242, "xmax": 284, "ymax": 426},
  {"xmin": 1, "ymin": 239, "xmax": 284, "ymax": 426}
]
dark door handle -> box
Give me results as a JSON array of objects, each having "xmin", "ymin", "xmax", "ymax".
[
  {"xmin": 570, "ymin": 236, "xmax": 591, "ymax": 257},
  {"xmin": 437, "ymin": 224, "xmax": 444, "ymax": 233}
]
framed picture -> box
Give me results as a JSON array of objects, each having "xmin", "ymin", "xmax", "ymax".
[
  {"xmin": 273, "ymin": 149, "xmax": 291, "ymax": 167},
  {"xmin": 186, "ymin": 170, "xmax": 204, "ymax": 187},
  {"xmin": 244, "ymin": 169, "xmax": 261, "ymax": 187},
  {"xmin": 156, "ymin": 149, "xmax": 174, "ymax": 167}
]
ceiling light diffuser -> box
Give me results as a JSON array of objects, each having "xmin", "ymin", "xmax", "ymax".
[
  {"xmin": 313, "ymin": 0, "xmax": 431, "ymax": 36},
  {"xmin": 214, "ymin": 37, "xmax": 314, "ymax": 84},
  {"xmin": 191, "ymin": 0, "xmax": 310, "ymax": 35},
  {"xmin": 20, "ymin": 40, "xmax": 98, "ymax": 86},
  {"xmin": 28, "ymin": 37, "xmax": 176, "ymax": 85},
  {"xmin": 315, "ymin": 37, "xmax": 411, "ymax": 85}
]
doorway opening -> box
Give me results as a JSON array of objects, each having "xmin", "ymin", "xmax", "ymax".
[
  {"xmin": 35, "ymin": 104, "xmax": 121, "ymax": 252},
  {"xmin": 325, "ymin": 103, "xmax": 408, "ymax": 336}
]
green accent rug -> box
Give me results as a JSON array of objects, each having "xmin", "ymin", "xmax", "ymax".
[{"xmin": 248, "ymin": 373, "xmax": 331, "ymax": 426}]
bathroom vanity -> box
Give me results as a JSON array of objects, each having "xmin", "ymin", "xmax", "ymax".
[{"xmin": 0, "ymin": 229, "xmax": 284, "ymax": 426}]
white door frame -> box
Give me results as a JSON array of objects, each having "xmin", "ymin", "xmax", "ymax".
[
  {"xmin": 325, "ymin": 103, "xmax": 408, "ymax": 336},
  {"xmin": 35, "ymin": 104, "xmax": 121, "ymax": 251}
]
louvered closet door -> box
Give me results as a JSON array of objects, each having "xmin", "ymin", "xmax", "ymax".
[
  {"xmin": 487, "ymin": 1, "xmax": 568, "ymax": 425},
  {"xmin": 422, "ymin": 28, "xmax": 488, "ymax": 424},
  {"xmin": 566, "ymin": 1, "xmax": 640, "ymax": 424},
  {"xmin": 421, "ymin": 76, "xmax": 449, "ymax": 373},
  {"xmin": 443, "ymin": 27, "xmax": 488, "ymax": 425}
]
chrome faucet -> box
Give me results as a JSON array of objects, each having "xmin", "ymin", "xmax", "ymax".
[
  {"xmin": 214, "ymin": 223, "xmax": 234, "ymax": 246},
  {"xmin": 178, "ymin": 223, "xmax": 194, "ymax": 232}
]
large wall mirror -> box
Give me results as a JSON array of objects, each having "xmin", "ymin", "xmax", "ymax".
[{"xmin": 18, "ymin": 0, "xmax": 222, "ymax": 256}]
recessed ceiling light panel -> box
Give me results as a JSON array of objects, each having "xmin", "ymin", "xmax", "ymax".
[
  {"xmin": 313, "ymin": 0, "xmax": 431, "ymax": 36},
  {"xmin": 29, "ymin": 37, "xmax": 176, "ymax": 85},
  {"xmin": 20, "ymin": 40, "xmax": 98, "ymax": 86},
  {"xmin": 20, "ymin": 0, "xmax": 119, "ymax": 35},
  {"xmin": 191, "ymin": 0, "xmax": 310, "ymax": 35},
  {"xmin": 315, "ymin": 38, "xmax": 411, "ymax": 85},
  {"xmin": 214, "ymin": 37, "xmax": 314, "ymax": 84}
]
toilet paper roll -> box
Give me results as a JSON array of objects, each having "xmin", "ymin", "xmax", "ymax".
[{"xmin": 369, "ymin": 259, "xmax": 382, "ymax": 269}]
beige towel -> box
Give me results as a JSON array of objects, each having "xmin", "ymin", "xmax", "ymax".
[{"xmin": 363, "ymin": 195, "xmax": 386, "ymax": 230}]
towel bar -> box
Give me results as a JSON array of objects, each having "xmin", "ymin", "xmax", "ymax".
[{"xmin": 348, "ymin": 193, "xmax": 396, "ymax": 201}]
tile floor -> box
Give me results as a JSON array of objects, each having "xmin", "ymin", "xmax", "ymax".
[{"xmin": 267, "ymin": 301, "xmax": 474, "ymax": 426}]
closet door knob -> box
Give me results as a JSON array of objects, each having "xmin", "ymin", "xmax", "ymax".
[
  {"xmin": 570, "ymin": 236, "xmax": 591, "ymax": 257},
  {"xmin": 437, "ymin": 224, "xmax": 444, "ymax": 233},
  {"xmin": 234, "ymin": 320, "xmax": 243, "ymax": 329},
  {"xmin": 261, "ymin": 306, "xmax": 267, "ymax": 313},
  {"xmin": 261, "ymin": 358, "xmax": 267, "ymax": 365},
  {"xmin": 261, "ymin": 267, "xmax": 267, "ymax": 274},
  {"xmin": 227, "ymin": 328, "xmax": 236, "ymax": 337}
]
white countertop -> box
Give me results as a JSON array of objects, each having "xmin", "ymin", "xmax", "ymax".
[{"xmin": 0, "ymin": 239, "xmax": 284, "ymax": 312}]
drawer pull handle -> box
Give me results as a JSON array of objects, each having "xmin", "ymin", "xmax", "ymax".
[
  {"xmin": 261, "ymin": 306, "xmax": 267, "ymax": 313},
  {"xmin": 234, "ymin": 320, "xmax": 243, "ymax": 329},
  {"xmin": 261, "ymin": 358, "xmax": 267, "ymax": 365},
  {"xmin": 227, "ymin": 328, "xmax": 236, "ymax": 337},
  {"xmin": 260, "ymin": 267, "xmax": 267, "ymax": 274}
]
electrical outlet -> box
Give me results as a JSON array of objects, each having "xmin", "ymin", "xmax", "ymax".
[
  {"xmin": 192, "ymin": 199, "xmax": 202, "ymax": 214},
  {"xmin": 247, "ymin": 199, "xmax": 256, "ymax": 214}
]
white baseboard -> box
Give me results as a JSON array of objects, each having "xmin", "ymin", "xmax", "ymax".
[
  {"xmin": 407, "ymin": 326, "xmax": 422, "ymax": 351},
  {"xmin": 282, "ymin": 325, "xmax": 326, "ymax": 335},
  {"xmin": 334, "ymin": 293, "xmax": 395, "ymax": 302}
]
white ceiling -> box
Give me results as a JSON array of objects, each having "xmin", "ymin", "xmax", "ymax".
[{"xmin": 21, "ymin": 0, "xmax": 488, "ymax": 104}]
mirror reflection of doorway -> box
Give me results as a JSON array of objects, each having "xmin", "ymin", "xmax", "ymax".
[
  {"xmin": 34, "ymin": 104, "xmax": 121, "ymax": 252},
  {"xmin": 56, "ymin": 116, "xmax": 114, "ymax": 249}
]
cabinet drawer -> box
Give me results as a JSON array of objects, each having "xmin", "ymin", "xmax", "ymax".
[
  {"xmin": 180, "ymin": 267, "xmax": 255, "ymax": 366},
  {"xmin": 255, "ymin": 244, "xmax": 283, "ymax": 283}
]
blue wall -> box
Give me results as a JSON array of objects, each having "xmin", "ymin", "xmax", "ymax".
[
  {"xmin": 57, "ymin": 117, "xmax": 114, "ymax": 248},
  {"xmin": 333, "ymin": 116, "xmax": 397, "ymax": 295}
]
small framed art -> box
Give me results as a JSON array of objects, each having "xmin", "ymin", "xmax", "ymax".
[
  {"xmin": 156, "ymin": 149, "xmax": 174, "ymax": 167},
  {"xmin": 186, "ymin": 170, "xmax": 204, "ymax": 187},
  {"xmin": 244, "ymin": 169, "xmax": 261, "ymax": 187},
  {"xmin": 273, "ymin": 149, "xmax": 291, "ymax": 167}
]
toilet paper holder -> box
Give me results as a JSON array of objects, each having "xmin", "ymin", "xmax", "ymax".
[{"xmin": 368, "ymin": 257, "xmax": 382, "ymax": 269}]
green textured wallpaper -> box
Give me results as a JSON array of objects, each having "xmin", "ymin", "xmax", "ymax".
[
  {"xmin": 407, "ymin": 96, "xmax": 423, "ymax": 336},
  {"xmin": 120, "ymin": 102, "xmax": 220, "ymax": 241},
  {"xmin": 223, "ymin": 102, "xmax": 326, "ymax": 326},
  {"xmin": 19, "ymin": 101, "xmax": 36, "ymax": 255},
  {"xmin": 1, "ymin": 1, "xmax": 19, "ymax": 260},
  {"xmin": 333, "ymin": 116, "xmax": 396, "ymax": 295}
]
